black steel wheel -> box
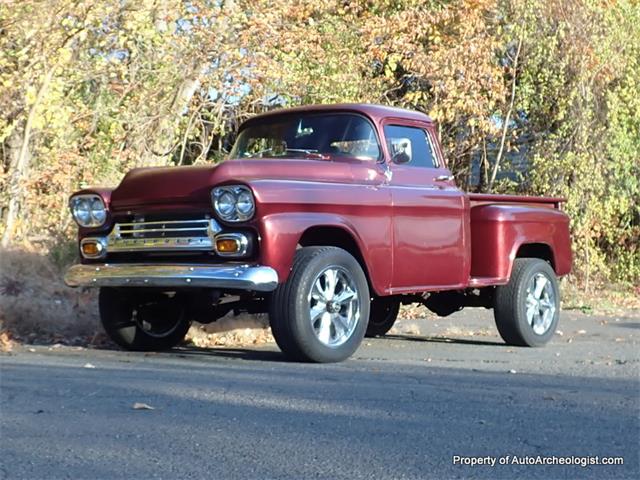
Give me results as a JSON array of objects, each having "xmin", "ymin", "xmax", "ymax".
[
  {"xmin": 99, "ymin": 288, "xmax": 191, "ymax": 351},
  {"xmin": 365, "ymin": 297, "xmax": 400, "ymax": 337}
]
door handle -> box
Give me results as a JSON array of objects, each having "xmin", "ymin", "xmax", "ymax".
[{"xmin": 435, "ymin": 175, "xmax": 454, "ymax": 182}]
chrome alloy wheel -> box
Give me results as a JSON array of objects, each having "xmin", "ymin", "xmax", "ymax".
[
  {"xmin": 525, "ymin": 273, "xmax": 557, "ymax": 335},
  {"xmin": 308, "ymin": 266, "xmax": 361, "ymax": 347}
]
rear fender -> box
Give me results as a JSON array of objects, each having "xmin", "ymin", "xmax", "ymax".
[{"xmin": 470, "ymin": 204, "xmax": 572, "ymax": 282}]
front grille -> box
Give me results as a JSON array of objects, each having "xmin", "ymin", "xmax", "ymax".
[
  {"xmin": 107, "ymin": 215, "xmax": 221, "ymax": 253},
  {"xmin": 116, "ymin": 218, "xmax": 211, "ymax": 239}
]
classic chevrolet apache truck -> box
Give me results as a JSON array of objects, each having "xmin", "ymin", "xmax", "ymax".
[{"xmin": 65, "ymin": 103, "xmax": 572, "ymax": 362}]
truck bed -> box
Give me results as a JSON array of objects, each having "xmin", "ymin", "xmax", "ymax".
[{"xmin": 466, "ymin": 193, "xmax": 571, "ymax": 287}]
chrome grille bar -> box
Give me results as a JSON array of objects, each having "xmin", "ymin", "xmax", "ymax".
[
  {"xmin": 116, "ymin": 219, "xmax": 210, "ymax": 227},
  {"xmin": 117, "ymin": 227, "xmax": 209, "ymax": 235}
]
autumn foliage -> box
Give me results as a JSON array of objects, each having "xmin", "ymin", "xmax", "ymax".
[{"xmin": 1, "ymin": 0, "xmax": 638, "ymax": 287}]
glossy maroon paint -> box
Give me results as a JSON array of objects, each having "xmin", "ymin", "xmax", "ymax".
[
  {"xmin": 379, "ymin": 116, "xmax": 468, "ymax": 292},
  {"xmin": 72, "ymin": 103, "xmax": 572, "ymax": 295},
  {"xmin": 469, "ymin": 204, "xmax": 572, "ymax": 283}
]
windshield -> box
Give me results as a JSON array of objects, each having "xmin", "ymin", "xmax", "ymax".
[{"xmin": 230, "ymin": 113, "xmax": 381, "ymax": 161}]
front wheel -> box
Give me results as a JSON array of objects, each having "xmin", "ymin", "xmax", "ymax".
[
  {"xmin": 99, "ymin": 288, "xmax": 192, "ymax": 351},
  {"xmin": 494, "ymin": 258, "xmax": 560, "ymax": 347},
  {"xmin": 269, "ymin": 247, "xmax": 370, "ymax": 363}
]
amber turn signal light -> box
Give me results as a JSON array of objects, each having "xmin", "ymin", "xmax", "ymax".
[
  {"xmin": 215, "ymin": 238, "xmax": 240, "ymax": 254},
  {"xmin": 81, "ymin": 240, "xmax": 103, "ymax": 257}
]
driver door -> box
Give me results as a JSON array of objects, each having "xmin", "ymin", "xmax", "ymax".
[{"xmin": 384, "ymin": 120, "xmax": 469, "ymax": 292}]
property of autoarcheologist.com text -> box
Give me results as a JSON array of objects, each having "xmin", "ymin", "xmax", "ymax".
[{"xmin": 452, "ymin": 455, "xmax": 624, "ymax": 468}]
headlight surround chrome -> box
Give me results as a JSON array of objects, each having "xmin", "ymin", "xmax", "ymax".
[
  {"xmin": 70, "ymin": 194, "xmax": 107, "ymax": 228},
  {"xmin": 211, "ymin": 185, "xmax": 255, "ymax": 222}
]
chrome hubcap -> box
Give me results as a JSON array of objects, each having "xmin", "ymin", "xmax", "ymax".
[
  {"xmin": 525, "ymin": 273, "xmax": 556, "ymax": 335},
  {"xmin": 308, "ymin": 266, "xmax": 360, "ymax": 347}
]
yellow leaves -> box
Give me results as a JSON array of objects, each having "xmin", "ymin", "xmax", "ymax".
[
  {"xmin": 25, "ymin": 85, "xmax": 37, "ymax": 106},
  {"xmin": 58, "ymin": 47, "xmax": 73, "ymax": 65},
  {"xmin": 384, "ymin": 53, "xmax": 403, "ymax": 79}
]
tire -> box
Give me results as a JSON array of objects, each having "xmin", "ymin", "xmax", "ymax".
[
  {"xmin": 99, "ymin": 288, "xmax": 192, "ymax": 351},
  {"xmin": 494, "ymin": 258, "xmax": 560, "ymax": 347},
  {"xmin": 365, "ymin": 297, "xmax": 400, "ymax": 337},
  {"xmin": 269, "ymin": 247, "xmax": 370, "ymax": 363}
]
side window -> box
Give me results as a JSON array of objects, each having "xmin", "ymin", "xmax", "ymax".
[{"xmin": 384, "ymin": 125, "xmax": 437, "ymax": 168}]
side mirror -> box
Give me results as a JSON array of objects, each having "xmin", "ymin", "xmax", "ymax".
[{"xmin": 389, "ymin": 138, "xmax": 412, "ymax": 164}]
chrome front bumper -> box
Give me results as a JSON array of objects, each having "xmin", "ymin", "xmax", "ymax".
[{"xmin": 64, "ymin": 263, "xmax": 279, "ymax": 292}]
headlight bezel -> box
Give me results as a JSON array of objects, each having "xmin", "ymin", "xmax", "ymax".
[
  {"xmin": 69, "ymin": 194, "xmax": 108, "ymax": 228},
  {"xmin": 211, "ymin": 185, "xmax": 255, "ymax": 222}
]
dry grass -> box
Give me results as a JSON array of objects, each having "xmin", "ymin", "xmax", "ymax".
[
  {"xmin": 561, "ymin": 278, "xmax": 640, "ymax": 315},
  {"xmin": 0, "ymin": 249, "xmax": 100, "ymax": 342}
]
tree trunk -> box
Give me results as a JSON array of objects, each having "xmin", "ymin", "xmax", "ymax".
[
  {"xmin": 139, "ymin": 65, "xmax": 208, "ymax": 167},
  {"xmin": 488, "ymin": 36, "xmax": 523, "ymax": 192},
  {"xmin": 1, "ymin": 68, "xmax": 55, "ymax": 247}
]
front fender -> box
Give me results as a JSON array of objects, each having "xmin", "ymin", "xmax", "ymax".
[{"xmin": 257, "ymin": 212, "xmax": 389, "ymax": 295}]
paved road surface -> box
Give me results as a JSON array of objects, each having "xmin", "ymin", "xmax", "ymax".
[{"xmin": 1, "ymin": 308, "xmax": 639, "ymax": 479}]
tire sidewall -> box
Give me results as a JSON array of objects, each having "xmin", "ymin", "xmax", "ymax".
[
  {"xmin": 514, "ymin": 261, "xmax": 560, "ymax": 347},
  {"xmin": 99, "ymin": 288, "xmax": 191, "ymax": 351},
  {"xmin": 289, "ymin": 249, "xmax": 370, "ymax": 362}
]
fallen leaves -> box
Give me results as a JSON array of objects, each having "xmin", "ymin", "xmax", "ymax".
[{"xmin": 187, "ymin": 325, "xmax": 274, "ymax": 348}]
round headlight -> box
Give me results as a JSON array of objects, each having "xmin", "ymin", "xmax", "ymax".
[
  {"xmin": 72, "ymin": 198, "xmax": 91, "ymax": 225},
  {"xmin": 211, "ymin": 185, "xmax": 255, "ymax": 222},
  {"xmin": 216, "ymin": 191, "xmax": 236, "ymax": 218},
  {"xmin": 70, "ymin": 195, "xmax": 107, "ymax": 227},
  {"xmin": 236, "ymin": 190, "xmax": 255, "ymax": 217},
  {"xmin": 90, "ymin": 197, "xmax": 107, "ymax": 225}
]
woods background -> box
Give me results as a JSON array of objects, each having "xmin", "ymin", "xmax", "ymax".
[{"xmin": 0, "ymin": 0, "xmax": 638, "ymax": 331}]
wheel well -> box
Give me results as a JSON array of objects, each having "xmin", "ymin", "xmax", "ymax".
[
  {"xmin": 298, "ymin": 226, "xmax": 370, "ymax": 282},
  {"xmin": 516, "ymin": 243, "xmax": 555, "ymax": 270}
]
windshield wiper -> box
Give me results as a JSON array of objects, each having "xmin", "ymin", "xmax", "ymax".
[{"xmin": 245, "ymin": 148, "xmax": 329, "ymax": 160}]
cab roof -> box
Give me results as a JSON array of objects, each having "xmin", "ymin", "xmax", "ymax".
[{"xmin": 242, "ymin": 103, "xmax": 433, "ymax": 127}]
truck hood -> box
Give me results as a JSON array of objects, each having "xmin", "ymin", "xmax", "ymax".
[{"xmin": 110, "ymin": 158, "xmax": 383, "ymax": 211}]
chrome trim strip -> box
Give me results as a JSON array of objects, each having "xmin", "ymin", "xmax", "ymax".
[
  {"xmin": 115, "ymin": 226, "xmax": 209, "ymax": 234},
  {"xmin": 116, "ymin": 219, "xmax": 211, "ymax": 227},
  {"xmin": 64, "ymin": 263, "xmax": 278, "ymax": 292},
  {"xmin": 107, "ymin": 236, "xmax": 214, "ymax": 252}
]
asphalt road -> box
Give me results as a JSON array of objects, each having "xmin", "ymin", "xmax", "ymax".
[{"xmin": 1, "ymin": 308, "xmax": 639, "ymax": 480}]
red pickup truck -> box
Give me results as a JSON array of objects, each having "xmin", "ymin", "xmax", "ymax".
[{"xmin": 65, "ymin": 104, "xmax": 571, "ymax": 362}]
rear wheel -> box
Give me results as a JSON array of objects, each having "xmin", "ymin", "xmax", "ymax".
[
  {"xmin": 269, "ymin": 247, "xmax": 370, "ymax": 363},
  {"xmin": 365, "ymin": 297, "xmax": 400, "ymax": 337},
  {"xmin": 494, "ymin": 258, "xmax": 560, "ymax": 347},
  {"xmin": 99, "ymin": 288, "xmax": 191, "ymax": 351}
]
